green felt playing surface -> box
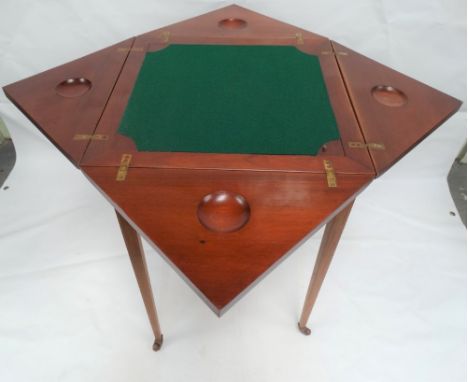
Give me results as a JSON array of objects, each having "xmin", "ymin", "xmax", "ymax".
[{"xmin": 118, "ymin": 44, "xmax": 340, "ymax": 155}]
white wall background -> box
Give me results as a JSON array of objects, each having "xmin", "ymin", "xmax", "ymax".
[{"xmin": 0, "ymin": 1, "xmax": 466, "ymax": 382}]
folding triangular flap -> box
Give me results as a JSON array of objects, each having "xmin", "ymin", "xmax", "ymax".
[
  {"xmin": 141, "ymin": 4, "xmax": 326, "ymax": 42},
  {"xmin": 332, "ymin": 41, "xmax": 462, "ymax": 175},
  {"xmin": 3, "ymin": 38, "xmax": 134, "ymax": 166},
  {"xmin": 83, "ymin": 165, "xmax": 372, "ymax": 315}
]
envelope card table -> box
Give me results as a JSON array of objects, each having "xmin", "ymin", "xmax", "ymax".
[{"xmin": 3, "ymin": 5, "xmax": 461, "ymax": 351}]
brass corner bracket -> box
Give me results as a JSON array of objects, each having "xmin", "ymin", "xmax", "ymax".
[
  {"xmin": 323, "ymin": 160, "xmax": 337, "ymax": 188},
  {"xmin": 295, "ymin": 32, "xmax": 304, "ymax": 45},
  {"xmin": 348, "ymin": 141, "xmax": 386, "ymax": 150},
  {"xmin": 116, "ymin": 154, "xmax": 132, "ymax": 181},
  {"xmin": 73, "ymin": 134, "xmax": 108, "ymax": 141}
]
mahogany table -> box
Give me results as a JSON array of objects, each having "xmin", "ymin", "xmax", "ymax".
[{"xmin": 3, "ymin": 5, "xmax": 461, "ymax": 351}]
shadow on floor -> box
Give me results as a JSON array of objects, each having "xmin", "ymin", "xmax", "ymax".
[
  {"xmin": 0, "ymin": 139, "xmax": 16, "ymax": 189},
  {"xmin": 447, "ymin": 160, "xmax": 467, "ymax": 227}
]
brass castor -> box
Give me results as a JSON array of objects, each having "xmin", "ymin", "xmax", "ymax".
[
  {"xmin": 152, "ymin": 335, "xmax": 164, "ymax": 351},
  {"xmin": 297, "ymin": 322, "xmax": 311, "ymax": 336}
]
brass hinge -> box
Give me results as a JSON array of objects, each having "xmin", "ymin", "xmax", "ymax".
[
  {"xmin": 348, "ymin": 141, "xmax": 386, "ymax": 150},
  {"xmin": 160, "ymin": 31, "xmax": 170, "ymax": 43},
  {"xmin": 323, "ymin": 160, "xmax": 337, "ymax": 188},
  {"xmin": 117, "ymin": 47, "xmax": 144, "ymax": 53},
  {"xmin": 295, "ymin": 32, "xmax": 304, "ymax": 45},
  {"xmin": 321, "ymin": 50, "xmax": 348, "ymax": 56},
  {"xmin": 73, "ymin": 134, "xmax": 109, "ymax": 141},
  {"xmin": 116, "ymin": 154, "xmax": 132, "ymax": 181}
]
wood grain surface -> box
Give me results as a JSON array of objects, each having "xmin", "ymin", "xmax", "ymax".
[
  {"xmin": 3, "ymin": 39, "xmax": 134, "ymax": 166},
  {"xmin": 2, "ymin": 3, "xmax": 461, "ymax": 324},
  {"xmin": 116, "ymin": 211, "xmax": 164, "ymax": 351},
  {"xmin": 83, "ymin": 165, "xmax": 372, "ymax": 314},
  {"xmin": 333, "ymin": 41, "xmax": 462, "ymax": 175},
  {"xmin": 298, "ymin": 200, "xmax": 354, "ymax": 335}
]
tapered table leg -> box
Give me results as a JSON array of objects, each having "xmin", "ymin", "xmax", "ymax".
[
  {"xmin": 298, "ymin": 200, "xmax": 354, "ymax": 335},
  {"xmin": 116, "ymin": 211, "xmax": 164, "ymax": 351}
]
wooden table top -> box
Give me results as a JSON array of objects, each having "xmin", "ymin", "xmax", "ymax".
[{"xmin": 3, "ymin": 5, "xmax": 461, "ymax": 315}]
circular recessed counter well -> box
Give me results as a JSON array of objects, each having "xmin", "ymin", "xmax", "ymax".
[
  {"xmin": 56, "ymin": 77, "xmax": 92, "ymax": 98},
  {"xmin": 371, "ymin": 85, "xmax": 407, "ymax": 107},
  {"xmin": 218, "ymin": 18, "xmax": 247, "ymax": 29},
  {"xmin": 197, "ymin": 191, "xmax": 250, "ymax": 233}
]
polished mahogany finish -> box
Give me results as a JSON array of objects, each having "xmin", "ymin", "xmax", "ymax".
[
  {"xmin": 116, "ymin": 211, "xmax": 163, "ymax": 351},
  {"xmin": 3, "ymin": 5, "xmax": 461, "ymax": 350},
  {"xmin": 332, "ymin": 41, "xmax": 462, "ymax": 175},
  {"xmin": 371, "ymin": 85, "xmax": 408, "ymax": 107},
  {"xmin": 55, "ymin": 77, "xmax": 92, "ymax": 98},
  {"xmin": 197, "ymin": 191, "xmax": 251, "ymax": 233},
  {"xmin": 83, "ymin": 166, "xmax": 372, "ymax": 313},
  {"xmin": 3, "ymin": 39, "xmax": 134, "ymax": 165},
  {"xmin": 298, "ymin": 200, "xmax": 354, "ymax": 335},
  {"xmin": 218, "ymin": 18, "xmax": 248, "ymax": 30}
]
